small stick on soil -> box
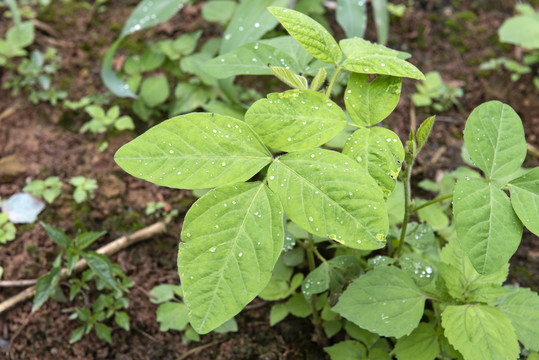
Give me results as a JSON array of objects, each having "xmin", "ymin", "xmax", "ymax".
[
  {"xmin": 177, "ymin": 340, "xmax": 222, "ymax": 360},
  {"xmin": 0, "ymin": 219, "xmax": 170, "ymax": 314},
  {"xmin": 0, "ymin": 280, "xmax": 37, "ymax": 287}
]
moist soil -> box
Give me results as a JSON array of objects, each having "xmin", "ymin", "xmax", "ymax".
[{"xmin": 0, "ymin": 1, "xmax": 538, "ymax": 359}]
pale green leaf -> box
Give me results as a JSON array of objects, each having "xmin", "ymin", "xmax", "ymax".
[
  {"xmin": 269, "ymin": 66, "xmax": 308, "ymax": 89},
  {"xmin": 269, "ymin": 303, "xmax": 289, "ymax": 325},
  {"xmin": 324, "ymin": 340, "xmax": 367, "ymax": 360},
  {"xmin": 386, "ymin": 181, "xmax": 405, "ymax": 226},
  {"xmin": 416, "ymin": 201, "xmax": 448, "ymax": 230},
  {"xmin": 114, "ymin": 113, "xmax": 272, "ymax": 190},
  {"xmin": 344, "ymin": 73, "xmax": 402, "ymax": 126},
  {"xmin": 213, "ymin": 317, "xmax": 238, "ymax": 333},
  {"xmin": 245, "ymin": 89, "xmax": 347, "ymax": 152},
  {"xmin": 416, "ymin": 116, "xmax": 435, "ymax": 152},
  {"xmin": 372, "ymin": 0, "xmax": 389, "ymax": 45},
  {"xmin": 121, "ymin": 0, "xmax": 186, "ymax": 37},
  {"xmin": 156, "ymin": 302, "xmax": 189, "ymax": 331},
  {"xmin": 178, "ymin": 182, "xmax": 284, "ymax": 333},
  {"xmin": 340, "ymin": 38, "xmax": 424, "ymax": 80},
  {"xmin": 336, "ymin": 0, "xmax": 367, "ymax": 38},
  {"xmin": 201, "ymin": 0, "xmax": 237, "ymax": 25},
  {"xmin": 140, "ymin": 76, "xmax": 169, "ymax": 107},
  {"xmin": 6, "ymin": 21, "xmax": 34, "ymax": 48},
  {"xmin": 464, "ymin": 101, "xmax": 526, "ymax": 180},
  {"xmin": 508, "ymin": 167, "xmax": 539, "ymax": 236},
  {"xmin": 268, "ymin": 149, "xmax": 388, "ymax": 250},
  {"xmin": 453, "ymin": 177, "xmax": 522, "ymax": 274},
  {"xmin": 310, "ymin": 66, "xmax": 326, "ymax": 91},
  {"xmin": 496, "ymin": 286, "xmax": 539, "ymax": 351},
  {"xmin": 333, "ymin": 266, "xmax": 427, "ymax": 338},
  {"xmin": 439, "ymin": 240, "xmax": 508, "ymax": 301},
  {"xmin": 285, "ymin": 292, "xmax": 312, "ymax": 317},
  {"xmin": 441, "ymin": 305, "xmax": 519, "ymax": 360},
  {"xmin": 205, "ymin": 42, "xmax": 301, "ymax": 78},
  {"xmin": 219, "ymin": 0, "xmax": 289, "ymax": 54},
  {"xmin": 393, "ymin": 323, "xmax": 439, "ymax": 360},
  {"xmin": 268, "ymin": 7, "xmax": 342, "ymax": 65},
  {"xmin": 499, "ymin": 8, "xmax": 539, "ymax": 49},
  {"xmin": 260, "ymin": 36, "xmax": 313, "ymax": 71},
  {"xmin": 343, "ymin": 127, "xmax": 404, "ymax": 198}
]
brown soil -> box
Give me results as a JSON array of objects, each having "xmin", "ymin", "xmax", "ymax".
[{"xmin": 1, "ymin": 0, "xmax": 538, "ymax": 359}]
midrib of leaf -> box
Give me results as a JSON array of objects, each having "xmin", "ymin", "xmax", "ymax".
[
  {"xmin": 473, "ymin": 307, "xmax": 499, "ymax": 358},
  {"xmin": 488, "ymin": 105, "xmax": 504, "ymax": 179},
  {"xmin": 276, "ymin": 159, "xmax": 380, "ymax": 241},
  {"xmin": 197, "ymin": 183, "xmax": 266, "ymax": 331}
]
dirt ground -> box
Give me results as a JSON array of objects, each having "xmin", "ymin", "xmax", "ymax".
[{"xmin": 1, "ymin": 0, "xmax": 538, "ymax": 359}]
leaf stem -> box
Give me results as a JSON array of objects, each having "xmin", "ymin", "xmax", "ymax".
[
  {"xmin": 394, "ymin": 162, "xmax": 413, "ymax": 259},
  {"xmin": 412, "ymin": 194, "xmax": 453, "ymax": 213},
  {"xmin": 306, "ymin": 233, "xmax": 327, "ymax": 345},
  {"xmin": 325, "ymin": 66, "xmax": 342, "ymax": 98}
]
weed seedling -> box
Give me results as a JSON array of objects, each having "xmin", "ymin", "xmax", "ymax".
[
  {"xmin": 23, "ymin": 176, "xmax": 63, "ymax": 204},
  {"xmin": 69, "ymin": 176, "xmax": 98, "ymax": 203}
]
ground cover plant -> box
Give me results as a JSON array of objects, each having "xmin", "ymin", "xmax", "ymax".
[
  {"xmin": 1, "ymin": 1, "xmax": 539, "ymax": 359},
  {"xmin": 114, "ymin": 6, "xmax": 539, "ymax": 360}
]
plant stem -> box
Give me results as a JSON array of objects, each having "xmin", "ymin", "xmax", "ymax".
[
  {"xmin": 306, "ymin": 233, "xmax": 327, "ymax": 345},
  {"xmin": 412, "ymin": 194, "xmax": 453, "ymax": 213},
  {"xmin": 394, "ymin": 162, "xmax": 413, "ymax": 259},
  {"xmin": 325, "ymin": 66, "xmax": 342, "ymax": 98}
]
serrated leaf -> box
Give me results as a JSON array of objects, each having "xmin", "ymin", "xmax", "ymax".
[
  {"xmin": 404, "ymin": 222, "xmax": 435, "ymax": 250},
  {"xmin": 268, "ymin": 149, "xmax": 387, "ymax": 250},
  {"xmin": 344, "ymin": 73, "xmax": 402, "ymax": 126},
  {"xmin": 324, "ymin": 340, "xmax": 367, "ymax": 360},
  {"xmin": 343, "ymin": 127, "xmax": 404, "ymax": 198},
  {"xmin": 114, "ymin": 113, "xmax": 272, "ymax": 190},
  {"xmin": 333, "ymin": 267, "xmax": 427, "ymax": 338},
  {"xmin": 508, "ymin": 167, "xmax": 539, "ymax": 236},
  {"xmin": 336, "ymin": 0, "xmax": 367, "ymax": 39},
  {"xmin": 340, "ymin": 38, "xmax": 424, "ymax": 80},
  {"xmin": 219, "ymin": 0, "xmax": 289, "ymax": 54},
  {"xmin": 270, "ymin": 66, "xmax": 308, "ymax": 89},
  {"xmin": 441, "ymin": 305, "xmax": 519, "ymax": 360},
  {"xmin": 206, "ymin": 42, "xmax": 301, "ymax": 78},
  {"xmin": 178, "ymin": 182, "xmax": 283, "ymax": 333},
  {"xmin": 156, "ymin": 302, "xmax": 189, "ymax": 331},
  {"xmin": 453, "ymin": 177, "xmax": 522, "ymax": 274},
  {"xmin": 245, "ymin": 90, "xmax": 347, "ymax": 152},
  {"xmin": 268, "ymin": 7, "xmax": 342, "ymax": 65},
  {"xmin": 269, "ymin": 303, "xmax": 289, "ymax": 325},
  {"xmin": 496, "ymin": 286, "xmax": 539, "ymax": 351},
  {"xmin": 416, "ymin": 116, "xmax": 435, "ymax": 152},
  {"xmin": 440, "ymin": 240, "xmax": 508, "ymax": 301},
  {"xmin": 464, "ymin": 101, "xmax": 526, "ymax": 180},
  {"xmin": 393, "ymin": 323, "xmax": 439, "ymax": 360},
  {"xmin": 32, "ymin": 267, "xmax": 61, "ymax": 311}
]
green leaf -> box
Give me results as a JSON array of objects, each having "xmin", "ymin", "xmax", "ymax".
[
  {"xmin": 245, "ymin": 89, "xmax": 347, "ymax": 152},
  {"xmin": 114, "ymin": 113, "xmax": 272, "ymax": 190},
  {"xmin": 344, "ymin": 73, "xmax": 402, "ymax": 126},
  {"xmin": 285, "ymin": 292, "xmax": 312, "ymax": 317},
  {"xmin": 416, "ymin": 201, "xmax": 448, "ymax": 230},
  {"xmin": 496, "ymin": 286, "xmax": 539, "ymax": 351},
  {"xmin": 140, "ymin": 76, "xmax": 169, "ymax": 107},
  {"xmin": 404, "ymin": 223, "xmax": 435, "ymax": 250},
  {"xmin": 120, "ymin": 0, "xmax": 186, "ymax": 37},
  {"xmin": 343, "ymin": 127, "xmax": 404, "ymax": 198},
  {"xmin": 441, "ymin": 305, "xmax": 519, "ymax": 360},
  {"xmin": 201, "ymin": 0, "xmax": 237, "ymax": 25},
  {"xmin": 416, "ymin": 116, "xmax": 435, "ymax": 153},
  {"xmin": 6, "ymin": 21, "xmax": 34, "ymax": 48},
  {"xmin": 205, "ymin": 42, "xmax": 301, "ymax": 79},
  {"xmin": 261, "ymin": 35, "xmax": 314, "ymax": 71},
  {"xmin": 156, "ymin": 302, "xmax": 189, "ymax": 331},
  {"xmin": 40, "ymin": 222, "xmax": 70, "ymax": 249},
  {"xmin": 310, "ymin": 66, "xmax": 326, "ymax": 91},
  {"xmin": 269, "ymin": 303, "xmax": 289, "ymax": 326},
  {"xmin": 178, "ymin": 182, "xmax": 284, "ymax": 333},
  {"xmin": 439, "ymin": 240, "xmax": 508, "ymax": 301},
  {"xmin": 268, "ymin": 149, "xmax": 387, "ymax": 250},
  {"xmin": 372, "ymin": 0, "xmax": 389, "ymax": 45},
  {"xmin": 32, "ymin": 267, "xmax": 61, "ymax": 311},
  {"xmin": 302, "ymin": 256, "xmax": 361, "ymax": 299},
  {"xmin": 115, "ymin": 116, "xmax": 135, "ymax": 131},
  {"xmin": 393, "ymin": 323, "xmax": 439, "ymax": 360},
  {"xmin": 268, "ymin": 7, "xmax": 342, "ymax": 65},
  {"xmin": 219, "ymin": 0, "xmax": 289, "ymax": 54},
  {"xmin": 82, "ymin": 252, "xmax": 120, "ymax": 292},
  {"xmin": 464, "ymin": 101, "xmax": 526, "ymax": 180},
  {"xmin": 336, "ymin": 0, "xmax": 367, "ymax": 39},
  {"xmin": 150, "ymin": 284, "xmax": 180, "ymax": 304},
  {"xmin": 333, "ymin": 267, "xmax": 426, "ymax": 338},
  {"xmin": 340, "ymin": 38, "xmax": 424, "ymax": 80},
  {"xmin": 69, "ymin": 325, "xmax": 85, "ymax": 344},
  {"xmin": 323, "ymin": 319, "xmax": 343, "ymax": 338},
  {"xmin": 508, "ymin": 167, "xmax": 539, "ymax": 236},
  {"xmin": 269, "ymin": 66, "xmax": 308, "ymax": 89},
  {"xmin": 499, "ymin": 8, "xmax": 539, "ymax": 49},
  {"xmin": 453, "ymin": 177, "xmax": 522, "ymax": 274},
  {"xmin": 114, "ymin": 311, "xmax": 130, "ymax": 331},
  {"xmin": 324, "ymin": 340, "xmax": 367, "ymax": 360},
  {"xmin": 95, "ymin": 323, "xmax": 112, "ymax": 344},
  {"xmin": 75, "ymin": 231, "xmax": 106, "ymax": 250}
]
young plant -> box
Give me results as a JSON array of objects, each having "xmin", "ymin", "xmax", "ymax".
[
  {"xmin": 33, "ymin": 223, "xmax": 132, "ymax": 344},
  {"xmin": 412, "ymin": 71, "xmax": 463, "ymax": 112},
  {"xmin": 69, "ymin": 176, "xmax": 98, "ymax": 203},
  {"xmin": 23, "ymin": 176, "xmax": 63, "ymax": 204},
  {"xmin": 114, "ymin": 6, "xmax": 539, "ymax": 359},
  {"xmin": 81, "ymin": 104, "xmax": 134, "ymax": 134},
  {"xmin": 0, "ymin": 0, "xmax": 34, "ymax": 65},
  {"xmin": 0, "ymin": 212, "xmax": 16, "ymax": 244}
]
